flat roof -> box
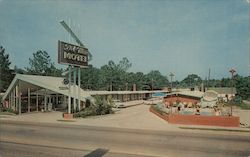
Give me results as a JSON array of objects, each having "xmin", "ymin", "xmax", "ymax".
[
  {"xmin": 2, "ymin": 74, "xmax": 168, "ymax": 101},
  {"xmin": 166, "ymin": 90, "xmax": 204, "ymax": 98},
  {"xmin": 2, "ymin": 74, "xmax": 91, "ymax": 102}
]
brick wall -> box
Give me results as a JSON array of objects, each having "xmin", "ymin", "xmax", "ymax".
[
  {"xmin": 149, "ymin": 107, "xmax": 169, "ymax": 121},
  {"xmin": 150, "ymin": 106, "xmax": 240, "ymax": 127}
]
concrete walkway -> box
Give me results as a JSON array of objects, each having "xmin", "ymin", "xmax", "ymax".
[
  {"xmin": 1, "ymin": 104, "xmax": 249, "ymax": 135},
  {"xmin": 0, "ymin": 105, "xmax": 178, "ymax": 131}
]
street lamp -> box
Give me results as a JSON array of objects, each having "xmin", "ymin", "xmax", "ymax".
[
  {"xmin": 169, "ymin": 72, "xmax": 174, "ymax": 92},
  {"xmin": 229, "ymin": 68, "xmax": 236, "ymax": 116},
  {"xmin": 169, "ymin": 72, "xmax": 174, "ymax": 114}
]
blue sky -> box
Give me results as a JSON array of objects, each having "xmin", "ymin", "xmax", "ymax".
[{"xmin": 0, "ymin": 0, "xmax": 249, "ymax": 81}]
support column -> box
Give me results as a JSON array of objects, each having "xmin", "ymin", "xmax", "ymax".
[
  {"xmin": 44, "ymin": 89, "xmax": 47, "ymax": 111},
  {"xmin": 56, "ymin": 94, "xmax": 59, "ymax": 106},
  {"xmin": 18, "ymin": 81, "xmax": 21, "ymax": 115},
  {"xmin": 8, "ymin": 95, "xmax": 11, "ymax": 109},
  {"xmin": 11, "ymin": 90, "xmax": 14, "ymax": 110},
  {"xmin": 28, "ymin": 88, "xmax": 30, "ymax": 112},
  {"xmin": 64, "ymin": 95, "xmax": 66, "ymax": 108},
  {"xmin": 48, "ymin": 96, "xmax": 52, "ymax": 111},
  {"xmin": 36, "ymin": 92, "xmax": 38, "ymax": 112},
  {"xmin": 9, "ymin": 91, "xmax": 11, "ymax": 109},
  {"xmin": 73, "ymin": 66, "xmax": 76, "ymax": 113},
  {"xmin": 68, "ymin": 65, "xmax": 72, "ymax": 114},
  {"xmin": 12, "ymin": 89, "xmax": 14, "ymax": 111},
  {"xmin": 15, "ymin": 85, "xmax": 18, "ymax": 112},
  {"xmin": 78, "ymin": 67, "xmax": 81, "ymax": 111}
]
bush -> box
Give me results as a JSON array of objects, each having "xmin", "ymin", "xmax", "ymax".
[
  {"xmin": 95, "ymin": 96, "xmax": 114, "ymax": 115},
  {"xmin": 74, "ymin": 96, "xmax": 114, "ymax": 118},
  {"xmin": 152, "ymin": 104, "xmax": 165, "ymax": 115},
  {"xmin": 238, "ymin": 102, "xmax": 250, "ymax": 110},
  {"xmin": 233, "ymin": 96, "xmax": 242, "ymax": 104},
  {"xmin": 0, "ymin": 107, "xmax": 18, "ymax": 114},
  {"xmin": 74, "ymin": 105, "xmax": 97, "ymax": 118}
]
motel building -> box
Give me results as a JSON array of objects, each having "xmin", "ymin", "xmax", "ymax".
[{"xmin": 1, "ymin": 74, "xmax": 159, "ymax": 115}]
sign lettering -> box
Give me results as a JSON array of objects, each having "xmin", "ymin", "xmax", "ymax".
[{"xmin": 58, "ymin": 41, "xmax": 88, "ymax": 67}]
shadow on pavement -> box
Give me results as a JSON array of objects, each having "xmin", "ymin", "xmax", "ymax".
[{"xmin": 84, "ymin": 148, "xmax": 109, "ymax": 157}]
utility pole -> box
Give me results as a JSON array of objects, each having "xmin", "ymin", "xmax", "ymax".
[
  {"xmin": 229, "ymin": 68, "xmax": 236, "ymax": 116},
  {"xmin": 169, "ymin": 72, "xmax": 174, "ymax": 114},
  {"xmin": 151, "ymin": 78, "xmax": 153, "ymax": 91},
  {"xmin": 208, "ymin": 68, "xmax": 211, "ymax": 89},
  {"xmin": 169, "ymin": 72, "xmax": 174, "ymax": 92}
]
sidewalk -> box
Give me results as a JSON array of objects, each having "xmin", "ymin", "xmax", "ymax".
[{"xmin": 0, "ymin": 105, "xmax": 249, "ymax": 135}]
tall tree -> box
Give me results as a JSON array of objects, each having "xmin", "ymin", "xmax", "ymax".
[
  {"xmin": 124, "ymin": 72, "xmax": 145, "ymax": 90},
  {"xmin": 181, "ymin": 74, "xmax": 202, "ymax": 88},
  {"xmin": 81, "ymin": 65, "xmax": 101, "ymax": 90},
  {"xmin": 143, "ymin": 70, "xmax": 169, "ymax": 90},
  {"xmin": 99, "ymin": 57, "xmax": 132, "ymax": 91},
  {"xmin": 234, "ymin": 75, "xmax": 250, "ymax": 100},
  {"xmin": 14, "ymin": 66, "xmax": 26, "ymax": 74},
  {"xmin": 221, "ymin": 77, "xmax": 231, "ymax": 87},
  {"xmin": 26, "ymin": 50, "xmax": 62, "ymax": 76},
  {"xmin": 0, "ymin": 46, "xmax": 14, "ymax": 92}
]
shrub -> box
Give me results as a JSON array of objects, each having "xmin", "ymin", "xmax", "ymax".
[
  {"xmin": 152, "ymin": 104, "xmax": 165, "ymax": 115},
  {"xmin": 0, "ymin": 107, "xmax": 18, "ymax": 114},
  {"xmin": 95, "ymin": 96, "xmax": 114, "ymax": 115},
  {"xmin": 74, "ymin": 105, "xmax": 97, "ymax": 118},
  {"xmin": 74, "ymin": 96, "xmax": 114, "ymax": 118},
  {"xmin": 233, "ymin": 96, "xmax": 242, "ymax": 104},
  {"xmin": 238, "ymin": 102, "xmax": 250, "ymax": 110}
]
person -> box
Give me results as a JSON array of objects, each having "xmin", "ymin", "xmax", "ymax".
[
  {"xmin": 177, "ymin": 106, "xmax": 181, "ymax": 113},
  {"xmin": 195, "ymin": 108, "xmax": 200, "ymax": 115}
]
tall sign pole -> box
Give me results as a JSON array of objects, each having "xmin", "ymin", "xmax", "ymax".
[
  {"xmin": 59, "ymin": 20, "xmax": 90, "ymax": 115},
  {"xmin": 78, "ymin": 67, "xmax": 81, "ymax": 111},
  {"xmin": 68, "ymin": 65, "xmax": 71, "ymax": 114}
]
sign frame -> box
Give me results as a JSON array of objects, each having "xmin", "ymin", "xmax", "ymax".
[{"xmin": 58, "ymin": 40, "xmax": 88, "ymax": 67}]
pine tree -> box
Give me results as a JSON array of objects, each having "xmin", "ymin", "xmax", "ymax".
[
  {"xmin": 26, "ymin": 50, "xmax": 62, "ymax": 76},
  {"xmin": 0, "ymin": 46, "xmax": 14, "ymax": 92}
]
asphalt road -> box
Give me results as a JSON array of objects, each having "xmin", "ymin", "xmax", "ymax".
[{"xmin": 0, "ymin": 122, "xmax": 250, "ymax": 157}]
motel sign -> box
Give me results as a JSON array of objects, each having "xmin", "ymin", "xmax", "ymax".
[{"xmin": 58, "ymin": 40, "xmax": 88, "ymax": 67}]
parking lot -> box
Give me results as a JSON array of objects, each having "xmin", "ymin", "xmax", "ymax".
[
  {"xmin": 0, "ymin": 103, "xmax": 178, "ymax": 131},
  {"xmin": 1, "ymin": 102, "xmax": 250, "ymax": 132}
]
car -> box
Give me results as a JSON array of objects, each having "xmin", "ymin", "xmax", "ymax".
[{"xmin": 113, "ymin": 100, "xmax": 125, "ymax": 108}]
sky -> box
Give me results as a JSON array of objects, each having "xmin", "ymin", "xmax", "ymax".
[{"xmin": 0, "ymin": 0, "xmax": 249, "ymax": 81}]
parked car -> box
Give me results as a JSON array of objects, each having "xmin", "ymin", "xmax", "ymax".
[{"xmin": 113, "ymin": 100, "xmax": 125, "ymax": 108}]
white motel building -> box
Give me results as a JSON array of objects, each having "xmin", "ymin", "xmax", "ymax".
[{"xmin": 1, "ymin": 74, "xmax": 161, "ymax": 114}]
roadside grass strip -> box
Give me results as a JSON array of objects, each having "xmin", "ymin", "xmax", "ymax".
[
  {"xmin": 179, "ymin": 126, "xmax": 250, "ymax": 133},
  {"xmin": 57, "ymin": 119, "xmax": 76, "ymax": 122},
  {"xmin": 0, "ymin": 112, "xmax": 16, "ymax": 116}
]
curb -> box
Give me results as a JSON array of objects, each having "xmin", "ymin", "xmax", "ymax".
[{"xmin": 179, "ymin": 126, "xmax": 250, "ymax": 133}]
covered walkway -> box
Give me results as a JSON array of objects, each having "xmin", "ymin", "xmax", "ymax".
[{"xmin": 2, "ymin": 74, "xmax": 90, "ymax": 114}]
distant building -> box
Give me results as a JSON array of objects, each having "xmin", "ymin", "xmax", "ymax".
[
  {"xmin": 164, "ymin": 91, "xmax": 204, "ymax": 107},
  {"xmin": 208, "ymin": 87, "xmax": 236, "ymax": 102}
]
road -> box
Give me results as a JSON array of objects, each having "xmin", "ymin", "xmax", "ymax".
[{"xmin": 0, "ymin": 121, "xmax": 250, "ymax": 157}]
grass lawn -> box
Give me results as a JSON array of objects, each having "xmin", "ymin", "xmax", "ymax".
[
  {"xmin": 238, "ymin": 102, "xmax": 250, "ymax": 110},
  {"xmin": 225, "ymin": 101, "xmax": 250, "ymax": 110},
  {"xmin": 0, "ymin": 111, "xmax": 16, "ymax": 115}
]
